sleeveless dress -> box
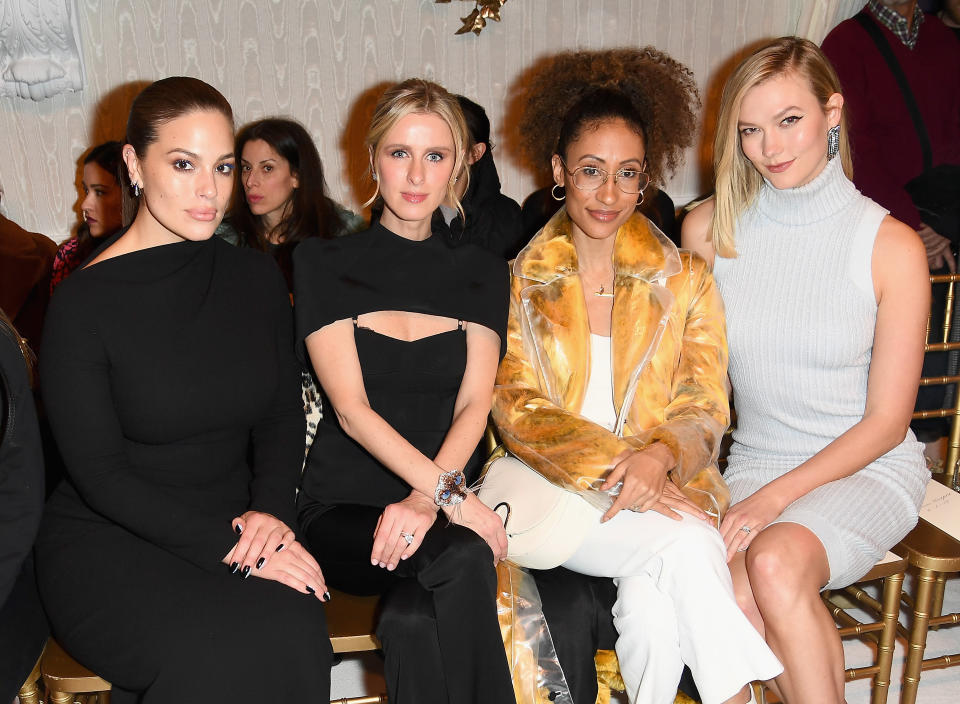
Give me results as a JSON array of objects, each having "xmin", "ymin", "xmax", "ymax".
[{"xmin": 713, "ymin": 157, "xmax": 929, "ymax": 589}]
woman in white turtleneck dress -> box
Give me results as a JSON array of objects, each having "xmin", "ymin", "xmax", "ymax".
[{"xmin": 683, "ymin": 38, "xmax": 929, "ymax": 704}]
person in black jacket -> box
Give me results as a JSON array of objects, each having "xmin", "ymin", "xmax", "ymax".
[
  {"xmin": 0, "ymin": 310, "xmax": 47, "ymax": 702},
  {"xmin": 436, "ymin": 95, "xmax": 524, "ymax": 260}
]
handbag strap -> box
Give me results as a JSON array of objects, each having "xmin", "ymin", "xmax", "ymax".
[{"xmin": 853, "ymin": 12, "xmax": 933, "ymax": 170}]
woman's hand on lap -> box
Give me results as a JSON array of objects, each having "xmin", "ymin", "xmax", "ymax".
[
  {"xmin": 371, "ymin": 491, "xmax": 439, "ymax": 570},
  {"xmin": 444, "ymin": 492, "xmax": 508, "ymax": 563},
  {"xmin": 720, "ymin": 486, "xmax": 788, "ymax": 561},
  {"xmin": 253, "ymin": 540, "xmax": 329, "ymax": 600},
  {"xmin": 223, "ymin": 511, "xmax": 295, "ymax": 577},
  {"xmin": 650, "ymin": 480, "xmax": 710, "ymax": 522},
  {"xmin": 600, "ymin": 444, "xmax": 674, "ymax": 521}
]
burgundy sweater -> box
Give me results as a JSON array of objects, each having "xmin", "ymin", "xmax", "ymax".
[{"xmin": 821, "ymin": 13, "xmax": 960, "ymax": 230}]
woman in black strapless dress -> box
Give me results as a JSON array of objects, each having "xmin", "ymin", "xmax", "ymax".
[{"xmin": 294, "ymin": 78, "xmax": 514, "ymax": 704}]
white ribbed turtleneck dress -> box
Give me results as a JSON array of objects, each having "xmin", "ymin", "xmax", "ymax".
[{"xmin": 713, "ymin": 157, "xmax": 929, "ymax": 589}]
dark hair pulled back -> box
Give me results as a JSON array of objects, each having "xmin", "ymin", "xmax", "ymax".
[{"xmin": 121, "ymin": 76, "xmax": 234, "ymax": 224}]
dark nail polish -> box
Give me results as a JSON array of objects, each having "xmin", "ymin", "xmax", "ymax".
[
  {"xmin": 241, "ymin": 565, "xmax": 251, "ymax": 579},
  {"xmin": 230, "ymin": 561, "xmax": 239, "ymax": 574},
  {"xmin": 323, "ymin": 591, "xmax": 332, "ymax": 602},
  {"xmin": 306, "ymin": 585, "xmax": 316, "ymax": 595},
  {"xmin": 234, "ymin": 524, "xmax": 243, "ymax": 535},
  {"xmin": 256, "ymin": 557, "xmax": 265, "ymax": 570},
  {"xmin": 275, "ymin": 543, "xmax": 284, "ymax": 552}
]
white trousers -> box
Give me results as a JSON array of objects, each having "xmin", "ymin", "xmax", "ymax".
[{"xmin": 561, "ymin": 508, "xmax": 782, "ymax": 704}]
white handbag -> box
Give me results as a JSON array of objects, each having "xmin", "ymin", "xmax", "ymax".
[{"xmin": 477, "ymin": 452, "xmax": 599, "ymax": 570}]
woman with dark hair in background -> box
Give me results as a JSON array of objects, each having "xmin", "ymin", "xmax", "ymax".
[
  {"xmin": 437, "ymin": 95, "xmax": 524, "ymax": 259},
  {"xmin": 49, "ymin": 141, "xmax": 126, "ymax": 292},
  {"xmin": 37, "ymin": 77, "xmax": 331, "ymax": 703},
  {"xmin": 225, "ymin": 117, "xmax": 363, "ymax": 290}
]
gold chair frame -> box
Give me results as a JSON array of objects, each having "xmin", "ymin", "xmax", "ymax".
[{"xmin": 893, "ymin": 273, "xmax": 960, "ymax": 704}]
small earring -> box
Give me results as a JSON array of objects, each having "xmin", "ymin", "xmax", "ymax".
[
  {"xmin": 371, "ymin": 172, "xmax": 378, "ymax": 182},
  {"xmin": 827, "ymin": 125, "xmax": 840, "ymax": 161},
  {"xmin": 133, "ymin": 183, "xmax": 141, "ymax": 197},
  {"xmin": 637, "ymin": 188, "xmax": 645, "ymax": 207},
  {"xmin": 551, "ymin": 184, "xmax": 565, "ymax": 201}
]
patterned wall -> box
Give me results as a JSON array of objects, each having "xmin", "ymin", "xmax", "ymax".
[{"xmin": 0, "ymin": 0, "xmax": 866, "ymax": 240}]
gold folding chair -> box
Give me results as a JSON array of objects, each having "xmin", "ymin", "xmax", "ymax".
[
  {"xmin": 890, "ymin": 273, "xmax": 960, "ymax": 704},
  {"xmin": 41, "ymin": 638, "xmax": 112, "ymax": 704},
  {"xmin": 326, "ymin": 588, "xmax": 387, "ymax": 704},
  {"xmin": 821, "ymin": 551, "xmax": 909, "ymax": 704},
  {"xmin": 17, "ymin": 645, "xmax": 44, "ymax": 704}
]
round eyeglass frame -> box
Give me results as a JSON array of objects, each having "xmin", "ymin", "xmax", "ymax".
[{"xmin": 560, "ymin": 159, "xmax": 650, "ymax": 195}]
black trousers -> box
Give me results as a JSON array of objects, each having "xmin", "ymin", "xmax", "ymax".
[
  {"xmin": 305, "ymin": 504, "xmax": 516, "ymax": 704},
  {"xmin": 534, "ymin": 566, "xmax": 701, "ymax": 704}
]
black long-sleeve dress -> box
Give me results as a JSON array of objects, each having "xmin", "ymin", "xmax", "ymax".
[{"xmin": 36, "ymin": 236, "xmax": 331, "ymax": 704}]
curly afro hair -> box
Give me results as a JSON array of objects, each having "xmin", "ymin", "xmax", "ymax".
[{"xmin": 515, "ymin": 47, "xmax": 700, "ymax": 188}]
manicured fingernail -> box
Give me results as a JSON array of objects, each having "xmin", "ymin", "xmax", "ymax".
[
  {"xmin": 386, "ymin": 563, "xmax": 395, "ymax": 571},
  {"xmin": 323, "ymin": 591, "xmax": 332, "ymax": 602},
  {"xmin": 234, "ymin": 524, "xmax": 243, "ymax": 535},
  {"xmin": 241, "ymin": 565, "xmax": 251, "ymax": 579},
  {"xmin": 230, "ymin": 561, "xmax": 239, "ymax": 574},
  {"xmin": 256, "ymin": 557, "xmax": 265, "ymax": 570},
  {"xmin": 306, "ymin": 585, "xmax": 316, "ymax": 595},
  {"xmin": 275, "ymin": 543, "xmax": 284, "ymax": 552},
  {"xmin": 371, "ymin": 559, "xmax": 378, "ymax": 565}
]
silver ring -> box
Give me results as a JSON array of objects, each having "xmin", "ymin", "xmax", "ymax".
[
  {"xmin": 400, "ymin": 531, "xmax": 414, "ymax": 545},
  {"xmin": 740, "ymin": 525, "xmax": 751, "ymax": 534}
]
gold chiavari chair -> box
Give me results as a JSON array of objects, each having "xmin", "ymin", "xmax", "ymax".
[
  {"xmin": 41, "ymin": 638, "xmax": 111, "ymax": 704},
  {"xmin": 17, "ymin": 646, "xmax": 44, "ymax": 704},
  {"xmin": 326, "ymin": 589, "xmax": 388, "ymax": 704},
  {"xmin": 892, "ymin": 272, "xmax": 960, "ymax": 704},
  {"xmin": 895, "ymin": 274, "xmax": 960, "ymax": 704}
]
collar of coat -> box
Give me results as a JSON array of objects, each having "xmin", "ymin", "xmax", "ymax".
[{"xmin": 512, "ymin": 207, "xmax": 682, "ymax": 284}]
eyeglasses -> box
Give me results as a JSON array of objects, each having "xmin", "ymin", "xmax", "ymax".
[{"xmin": 560, "ymin": 160, "xmax": 650, "ymax": 195}]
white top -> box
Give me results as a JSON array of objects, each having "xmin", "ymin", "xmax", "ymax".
[
  {"xmin": 713, "ymin": 156, "xmax": 928, "ymax": 505},
  {"xmin": 580, "ymin": 333, "xmax": 617, "ymax": 431}
]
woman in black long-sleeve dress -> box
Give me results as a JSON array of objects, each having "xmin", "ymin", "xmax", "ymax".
[{"xmin": 36, "ymin": 77, "xmax": 331, "ymax": 704}]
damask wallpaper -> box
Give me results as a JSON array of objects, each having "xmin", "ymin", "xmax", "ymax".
[{"xmin": 0, "ymin": 0, "xmax": 865, "ymax": 240}]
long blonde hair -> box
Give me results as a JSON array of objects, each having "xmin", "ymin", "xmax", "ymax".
[
  {"xmin": 364, "ymin": 78, "xmax": 469, "ymax": 221},
  {"xmin": 711, "ymin": 37, "xmax": 853, "ymax": 258}
]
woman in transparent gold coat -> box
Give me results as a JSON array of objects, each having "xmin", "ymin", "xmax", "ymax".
[{"xmin": 492, "ymin": 83, "xmax": 781, "ymax": 704}]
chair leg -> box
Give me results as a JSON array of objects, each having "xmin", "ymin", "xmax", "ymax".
[
  {"xmin": 17, "ymin": 677, "xmax": 41, "ymax": 704},
  {"xmin": 48, "ymin": 690, "xmax": 74, "ymax": 704},
  {"xmin": 900, "ymin": 568, "xmax": 938, "ymax": 704},
  {"xmin": 870, "ymin": 571, "xmax": 904, "ymax": 704},
  {"xmin": 930, "ymin": 573, "xmax": 947, "ymax": 627}
]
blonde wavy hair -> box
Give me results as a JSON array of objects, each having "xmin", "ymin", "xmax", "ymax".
[
  {"xmin": 711, "ymin": 37, "xmax": 852, "ymax": 258},
  {"xmin": 364, "ymin": 78, "xmax": 470, "ymax": 221}
]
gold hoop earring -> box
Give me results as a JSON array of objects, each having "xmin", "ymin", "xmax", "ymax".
[{"xmin": 551, "ymin": 184, "xmax": 565, "ymax": 201}]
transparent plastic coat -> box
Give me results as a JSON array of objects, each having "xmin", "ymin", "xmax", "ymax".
[
  {"xmin": 497, "ymin": 561, "xmax": 573, "ymax": 704},
  {"xmin": 492, "ymin": 209, "xmax": 730, "ymax": 517},
  {"xmin": 491, "ymin": 210, "xmax": 732, "ymax": 699}
]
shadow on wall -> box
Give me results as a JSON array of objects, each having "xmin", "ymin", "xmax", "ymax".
[
  {"xmin": 692, "ymin": 38, "xmax": 773, "ymax": 199},
  {"xmin": 338, "ymin": 80, "xmax": 394, "ymax": 223}
]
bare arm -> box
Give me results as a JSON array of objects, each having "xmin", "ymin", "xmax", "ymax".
[
  {"xmin": 722, "ymin": 216, "xmax": 929, "ymax": 555},
  {"xmin": 433, "ymin": 323, "xmax": 501, "ymax": 472},
  {"xmin": 305, "ymin": 320, "xmax": 447, "ymax": 497},
  {"xmin": 680, "ymin": 199, "xmax": 716, "ymax": 268}
]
